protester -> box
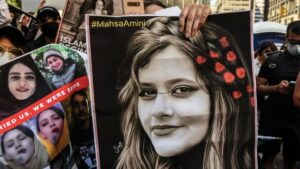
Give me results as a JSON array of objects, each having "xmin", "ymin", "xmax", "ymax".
[
  {"xmin": 26, "ymin": 6, "xmax": 61, "ymax": 51},
  {"xmin": 254, "ymin": 41, "xmax": 278, "ymax": 76},
  {"xmin": 257, "ymin": 20, "xmax": 300, "ymax": 169},
  {"xmin": 116, "ymin": 17, "xmax": 254, "ymax": 169},
  {"xmin": 255, "ymin": 41, "xmax": 278, "ymax": 123},
  {"xmin": 0, "ymin": 26, "xmax": 26, "ymax": 64},
  {"xmin": 1, "ymin": 125, "xmax": 49, "ymax": 169}
]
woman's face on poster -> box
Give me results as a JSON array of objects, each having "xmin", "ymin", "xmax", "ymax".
[
  {"xmin": 38, "ymin": 109, "xmax": 64, "ymax": 145},
  {"xmin": 95, "ymin": 0, "xmax": 104, "ymax": 14},
  {"xmin": 3, "ymin": 129, "xmax": 34, "ymax": 165},
  {"xmin": 137, "ymin": 45, "xmax": 210, "ymax": 157},
  {"xmin": 46, "ymin": 56, "xmax": 64, "ymax": 72},
  {"xmin": 8, "ymin": 63, "xmax": 37, "ymax": 100}
]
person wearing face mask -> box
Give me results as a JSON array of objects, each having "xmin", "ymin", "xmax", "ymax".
[
  {"xmin": 26, "ymin": 6, "xmax": 61, "ymax": 51},
  {"xmin": 257, "ymin": 20, "xmax": 300, "ymax": 169},
  {"xmin": 0, "ymin": 26, "xmax": 26, "ymax": 65}
]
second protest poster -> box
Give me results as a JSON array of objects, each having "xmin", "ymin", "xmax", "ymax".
[{"xmin": 87, "ymin": 12, "xmax": 256, "ymax": 169}]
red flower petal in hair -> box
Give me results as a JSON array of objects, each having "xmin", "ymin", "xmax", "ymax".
[
  {"xmin": 215, "ymin": 62, "xmax": 225, "ymax": 72},
  {"xmin": 246, "ymin": 84, "xmax": 253, "ymax": 93},
  {"xmin": 232, "ymin": 90, "xmax": 242, "ymax": 99},
  {"xmin": 219, "ymin": 36, "xmax": 230, "ymax": 48},
  {"xmin": 226, "ymin": 51, "xmax": 237, "ymax": 62},
  {"xmin": 223, "ymin": 72, "xmax": 235, "ymax": 83},
  {"xmin": 236, "ymin": 67, "xmax": 246, "ymax": 79},
  {"xmin": 196, "ymin": 56, "xmax": 207, "ymax": 64},
  {"xmin": 210, "ymin": 50, "xmax": 219, "ymax": 58}
]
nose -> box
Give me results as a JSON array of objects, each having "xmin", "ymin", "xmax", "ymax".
[
  {"xmin": 15, "ymin": 140, "xmax": 22, "ymax": 149},
  {"xmin": 49, "ymin": 121, "xmax": 56, "ymax": 128},
  {"xmin": 19, "ymin": 78, "xmax": 27, "ymax": 87},
  {"xmin": 151, "ymin": 93, "xmax": 174, "ymax": 118}
]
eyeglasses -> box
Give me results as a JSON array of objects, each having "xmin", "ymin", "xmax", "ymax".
[{"xmin": 0, "ymin": 45, "xmax": 24, "ymax": 57}]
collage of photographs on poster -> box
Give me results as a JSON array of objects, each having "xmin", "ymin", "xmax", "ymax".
[
  {"xmin": 86, "ymin": 11, "xmax": 256, "ymax": 169},
  {"xmin": 0, "ymin": 44, "xmax": 96, "ymax": 169}
]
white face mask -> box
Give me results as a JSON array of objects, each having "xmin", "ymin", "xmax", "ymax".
[
  {"xmin": 0, "ymin": 52, "xmax": 13, "ymax": 65},
  {"xmin": 287, "ymin": 42, "xmax": 300, "ymax": 56}
]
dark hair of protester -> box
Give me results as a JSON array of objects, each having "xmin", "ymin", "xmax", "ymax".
[
  {"xmin": 116, "ymin": 17, "xmax": 254, "ymax": 169},
  {"xmin": 0, "ymin": 56, "xmax": 52, "ymax": 108},
  {"xmin": 286, "ymin": 20, "xmax": 300, "ymax": 36},
  {"xmin": 36, "ymin": 106, "xmax": 65, "ymax": 132},
  {"xmin": 256, "ymin": 41, "xmax": 278, "ymax": 58},
  {"xmin": 37, "ymin": 6, "xmax": 60, "ymax": 23},
  {"xmin": 0, "ymin": 26, "xmax": 26, "ymax": 53}
]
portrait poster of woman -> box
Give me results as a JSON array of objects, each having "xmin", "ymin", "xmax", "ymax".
[
  {"xmin": 86, "ymin": 11, "xmax": 256, "ymax": 169},
  {"xmin": 57, "ymin": 0, "xmax": 117, "ymax": 53}
]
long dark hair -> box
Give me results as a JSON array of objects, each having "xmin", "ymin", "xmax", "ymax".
[
  {"xmin": 0, "ymin": 56, "xmax": 52, "ymax": 108},
  {"xmin": 117, "ymin": 17, "xmax": 254, "ymax": 169}
]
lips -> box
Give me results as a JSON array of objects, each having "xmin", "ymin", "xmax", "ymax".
[
  {"xmin": 51, "ymin": 127, "xmax": 60, "ymax": 133},
  {"xmin": 16, "ymin": 88, "xmax": 29, "ymax": 92},
  {"xmin": 17, "ymin": 148, "xmax": 26, "ymax": 154},
  {"xmin": 151, "ymin": 125, "xmax": 179, "ymax": 136}
]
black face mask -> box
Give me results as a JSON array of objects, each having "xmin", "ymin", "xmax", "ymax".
[{"xmin": 41, "ymin": 22, "xmax": 59, "ymax": 39}]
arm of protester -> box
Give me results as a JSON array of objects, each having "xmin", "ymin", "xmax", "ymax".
[
  {"xmin": 257, "ymin": 77, "xmax": 290, "ymax": 95},
  {"xmin": 179, "ymin": 3, "xmax": 211, "ymax": 38},
  {"xmin": 293, "ymin": 73, "xmax": 300, "ymax": 107}
]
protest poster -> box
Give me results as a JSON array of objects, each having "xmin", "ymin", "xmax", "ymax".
[
  {"xmin": 8, "ymin": 5, "xmax": 39, "ymax": 42},
  {"xmin": 57, "ymin": 0, "xmax": 117, "ymax": 53},
  {"xmin": 0, "ymin": 44, "xmax": 96, "ymax": 169},
  {"xmin": 86, "ymin": 12, "xmax": 256, "ymax": 169}
]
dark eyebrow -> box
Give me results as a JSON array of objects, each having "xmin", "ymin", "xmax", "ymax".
[
  {"xmin": 139, "ymin": 78, "xmax": 198, "ymax": 88},
  {"xmin": 8, "ymin": 72, "xmax": 21, "ymax": 76}
]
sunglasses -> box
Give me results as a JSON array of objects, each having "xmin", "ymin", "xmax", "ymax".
[
  {"xmin": 288, "ymin": 40, "xmax": 300, "ymax": 45},
  {"xmin": 0, "ymin": 45, "xmax": 24, "ymax": 57}
]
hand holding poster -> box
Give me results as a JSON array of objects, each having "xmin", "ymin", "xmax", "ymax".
[{"xmin": 87, "ymin": 12, "xmax": 256, "ymax": 169}]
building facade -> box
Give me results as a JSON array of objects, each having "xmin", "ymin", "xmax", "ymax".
[
  {"xmin": 215, "ymin": 0, "xmax": 250, "ymax": 13},
  {"xmin": 161, "ymin": 0, "xmax": 210, "ymax": 8},
  {"xmin": 268, "ymin": 0, "xmax": 300, "ymax": 25}
]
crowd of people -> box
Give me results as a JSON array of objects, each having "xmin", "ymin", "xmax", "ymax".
[{"xmin": 0, "ymin": 0, "xmax": 300, "ymax": 169}]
